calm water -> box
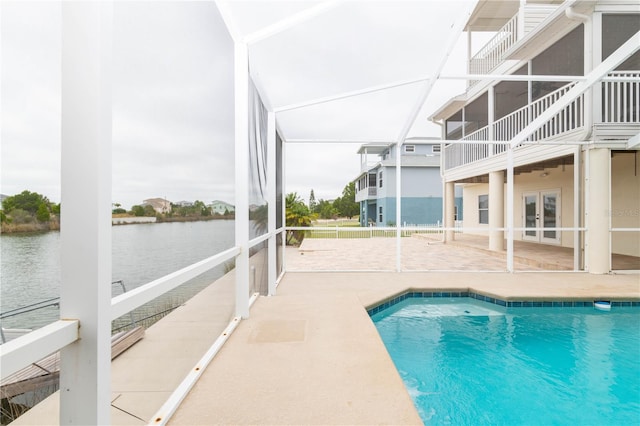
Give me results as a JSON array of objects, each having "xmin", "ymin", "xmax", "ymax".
[
  {"xmin": 0, "ymin": 220, "xmax": 235, "ymax": 330},
  {"xmin": 372, "ymin": 298, "xmax": 640, "ymax": 426}
]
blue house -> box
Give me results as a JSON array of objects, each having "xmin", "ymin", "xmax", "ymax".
[{"xmin": 354, "ymin": 137, "xmax": 462, "ymax": 227}]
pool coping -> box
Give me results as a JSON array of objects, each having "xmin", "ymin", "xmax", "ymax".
[{"xmin": 366, "ymin": 288, "xmax": 640, "ymax": 316}]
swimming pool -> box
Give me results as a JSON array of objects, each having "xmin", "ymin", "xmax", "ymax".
[{"xmin": 371, "ymin": 298, "xmax": 640, "ymax": 426}]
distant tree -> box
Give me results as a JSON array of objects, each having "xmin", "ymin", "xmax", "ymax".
[
  {"xmin": 51, "ymin": 203, "xmax": 61, "ymax": 216},
  {"xmin": 2, "ymin": 190, "xmax": 50, "ymax": 215},
  {"xmin": 131, "ymin": 205, "xmax": 145, "ymax": 217},
  {"xmin": 143, "ymin": 205, "xmax": 156, "ymax": 217},
  {"xmin": 285, "ymin": 192, "xmax": 313, "ymax": 245},
  {"xmin": 36, "ymin": 203, "xmax": 51, "ymax": 222},
  {"xmin": 9, "ymin": 208, "xmax": 34, "ymax": 224},
  {"xmin": 0, "ymin": 210, "xmax": 10, "ymax": 224},
  {"xmin": 317, "ymin": 199, "xmax": 338, "ymax": 219},
  {"xmin": 334, "ymin": 182, "xmax": 359, "ymax": 219},
  {"xmin": 308, "ymin": 189, "xmax": 317, "ymax": 213}
]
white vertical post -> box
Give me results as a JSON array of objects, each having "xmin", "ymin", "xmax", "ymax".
[
  {"xmin": 574, "ymin": 147, "xmax": 581, "ymax": 270},
  {"xmin": 489, "ymin": 171, "xmax": 505, "ymax": 252},
  {"xmin": 517, "ymin": 0, "xmax": 526, "ymax": 40},
  {"xmin": 60, "ymin": 2, "xmax": 112, "ymax": 424},
  {"xmin": 281, "ymin": 139, "xmax": 287, "ymax": 273},
  {"xmin": 267, "ymin": 111, "xmax": 276, "ymax": 295},
  {"xmin": 445, "ymin": 181, "xmax": 455, "ymax": 242},
  {"xmin": 395, "ymin": 142, "xmax": 402, "ymax": 272},
  {"xmin": 235, "ymin": 42, "xmax": 250, "ymax": 318},
  {"xmin": 586, "ymin": 148, "xmax": 611, "ymax": 273},
  {"xmin": 488, "ymin": 85, "xmax": 495, "ymax": 155},
  {"xmin": 506, "ymin": 147, "xmax": 515, "ymax": 272}
]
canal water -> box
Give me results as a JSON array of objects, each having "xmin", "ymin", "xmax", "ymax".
[{"xmin": 0, "ymin": 220, "xmax": 235, "ymax": 331}]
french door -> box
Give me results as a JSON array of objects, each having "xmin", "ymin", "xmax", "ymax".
[{"xmin": 523, "ymin": 190, "xmax": 561, "ymax": 244}]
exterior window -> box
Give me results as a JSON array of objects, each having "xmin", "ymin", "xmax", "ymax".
[
  {"xmin": 379, "ymin": 171, "xmax": 383, "ymax": 188},
  {"xmin": 404, "ymin": 145, "xmax": 415, "ymax": 153},
  {"xmin": 378, "ymin": 206, "xmax": 383, "ymax": 223},
  {"xmin": 478, "ymin": 194, "xmax": 489, "ymax": 224},
  {"xmin": 432, "ymin": 145, "xmax": 441, "ymax": 153}
]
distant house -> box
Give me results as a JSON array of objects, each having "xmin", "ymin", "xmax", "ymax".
[
  {"xmin": 143, "ymin": 198, "xmax": 171, "ymax": 214},
  {"xmin": 354, "ymin": 138, "xmax": 462, "ymax": 227},
  {"xmin": 209, "ymin": 200, "xmax": 234, "ymax": 215},
  {"xmin": 175, "ymin": 201, "xmax": 194, "ymax": 207}
]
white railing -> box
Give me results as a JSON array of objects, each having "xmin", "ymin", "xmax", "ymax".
[
  {"xmin": 0, "ymin": 245, "xmax": 241, "ymax": 378},
  {"xmin": 469, "ymin": 14, "xmax": 518, "ymax": 77},
  {"xmin": 445, "ymin": 83, "xmax": 585, "ymax": 170},
  {"xmin": 603, "ymin": 71, "xmax": 640, "ymax": 123}
]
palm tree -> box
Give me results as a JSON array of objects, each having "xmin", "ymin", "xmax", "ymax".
[{"xmin": 285, "ymin": 192, "xmax": 313, "ymax": 245}]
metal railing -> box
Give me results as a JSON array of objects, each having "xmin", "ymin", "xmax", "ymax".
[
  {"xmin": 445, "ymin": 83, "xmax": 585, "ymax": 170},
  {"xmin": 603, "ymin": 71, "xmax": 640, "ymax": 123},
  {"xmin": 469, "ymin": 14, "xmax": 518, "ymax": 78},
  {"xmin": 0, "ymin": 246, "xmax": 241, "ymax": 382}
]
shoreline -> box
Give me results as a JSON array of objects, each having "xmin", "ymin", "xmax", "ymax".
[{"xmin": 1, "ymin": 216, "xmax": 235, "ymax": 234}]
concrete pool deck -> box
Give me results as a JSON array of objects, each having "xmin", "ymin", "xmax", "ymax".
[
  {"xmin": 170, "ymin": 271, "xmax": 639, "ymax": 425},
  {"xmin": 11, "ymin": 268, "xmax": 640, "ymax": 425}
]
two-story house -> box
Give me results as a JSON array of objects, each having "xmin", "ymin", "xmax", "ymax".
[
  {"xmin": 430, "ymin": 0, "xmax": 639, "ymax": 273},
  {"xmin": 354, "ymin": 137, "xmax": 462, "ymax": 227}
]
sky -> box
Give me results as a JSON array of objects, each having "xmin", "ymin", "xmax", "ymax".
[{"xmin": 1, "ymin": 1, "xmax": 479, "ymax": 209}]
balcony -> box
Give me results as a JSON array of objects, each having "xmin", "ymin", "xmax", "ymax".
[
  {"xmin": 445, "ymin": 71, "xmax": 640, "ymax": 172},
  {"xmin": 355, "ymin": 186, "xmax": 377, "ymax": 202},
  {"xmin": 468, "ymin": 4, "xmax": 559, "ymax": 86}
]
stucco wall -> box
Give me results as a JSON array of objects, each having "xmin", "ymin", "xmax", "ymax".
[
  {"xmin": 462, "ymin": 164, "xmax": 576, "ymax": 248},
  {"xmin": 611, "ymin": 152, "xmax": 640, "ymax": 257}
]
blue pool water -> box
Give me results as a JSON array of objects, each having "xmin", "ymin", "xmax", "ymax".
[{"xmin": 371, "ymin": 298, "xmax": 640, "ymax": 426}]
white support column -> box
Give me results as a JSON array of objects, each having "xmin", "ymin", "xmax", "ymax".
[
  {"xmin": 281, "ymin": 139, "xmax": 287, "ymax": 273},
  {"xmin": 60, "ymin": 2, "xmax": 112, "ymax": 424},
  {"xmin": 574, "ymin": 147, "xmax": 582, "ymax": 270},
  {"xmin": 235, "ymin": 42, "xmax": 250, "ymax": 318},
  {"xmin": 396, "ymin": 142, "xmax": 402, "ymax": 272},
  {"xmin": 586, "ymin": 148, "xmax": 611, "ymax": 274},
  {"xmin": 506, "ymin": 147, "xmax": 515, "ymax": 272},
  {"xmin": 489, "ymin": 171, "xmax": 505, "ymax": 252},
  {"xmin": 445, "ymin": 181, "xmax": 455, "ymax": 242},
  {"xmin": 267, "ymin": 111, "xmax": 277, "ymax": 296},
  {"xmin": 517, "ymin": 0, "xmax": 526, "ymax": 40}
]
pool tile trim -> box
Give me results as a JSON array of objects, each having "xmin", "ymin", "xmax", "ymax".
[{"xmin": 366, "ymin": 290, "xmax": 640, "ymax": 316}]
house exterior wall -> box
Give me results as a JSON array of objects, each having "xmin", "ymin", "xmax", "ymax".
[
  {"xmin": 462, "ymin": 165, "xmax": 576, "ymax": 248},
  {"xmin": 611, "ymin": 152, "xmax": 640, "ymax": 256}
]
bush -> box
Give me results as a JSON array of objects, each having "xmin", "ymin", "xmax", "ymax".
[{"xmin": 10, "ymin": 209, "xmax": 34, "ymax": 224}]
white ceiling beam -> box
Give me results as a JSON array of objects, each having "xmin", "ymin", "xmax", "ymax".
[
  {"xmin": 509, "ymin": 30, "xmax": 640, "ymax": 148},
  {"xmin": 244, "ymin": 1, "xmax": 341, "ymax": 45},
  {"xmin": 214, "ymin": 1, "xmax": 241, "ymax": 43},
  {"xmin": 274, "ymin": 76, "xmax": 429, "ymax": 113},
  {"xmin": 395, "ymin": 3, "xmax": 478, "ymax": 143}
]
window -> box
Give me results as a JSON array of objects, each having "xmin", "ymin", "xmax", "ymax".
[
  {"xmin": 378, "ymin": 206, "xmax": 383, "ymax": 223},
  {"xmin": 432, "ymin": 145, "xmax": 441, "ymax": 153},
  {"xmin": 404, "ymin": 145, "xmax": 415, "ymax": 153},
  {"xmin": 379, "ymin": 171, "xmax": 383, "ymax": 188},
  {"xmin": 478, "ymin": 194, "xmax": 489, "ymax": 224}
]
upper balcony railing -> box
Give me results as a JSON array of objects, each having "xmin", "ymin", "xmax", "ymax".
[
  {"xmin": 469, "ymin": 14, "xmax": 518, "ymax": 78},
  {"xmin": 444, "ymin": 81, "xmax": 585, "ymax": 171}
]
